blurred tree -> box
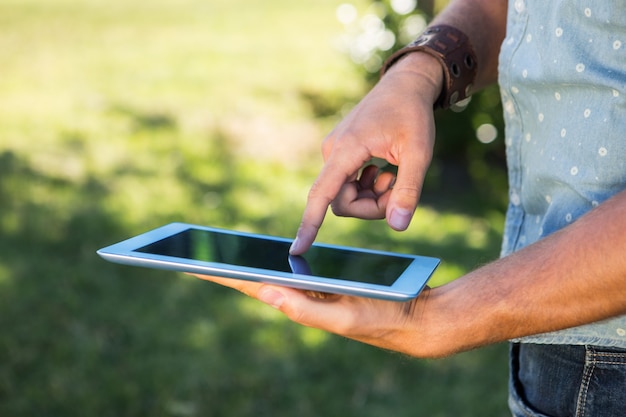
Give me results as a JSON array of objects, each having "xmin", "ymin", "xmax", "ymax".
[{"xmin": 335, "ymin": 0, "xmax": 507, "ymax": 208}]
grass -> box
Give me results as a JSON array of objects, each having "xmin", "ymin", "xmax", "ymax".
[{"xmin": 0, "ymin": 0, "xmax": 510, "ymax": 416}]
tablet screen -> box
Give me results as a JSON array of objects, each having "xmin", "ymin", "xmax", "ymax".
[{"xmin": 135, "ymin": 228, "xmax": 413, "ymax": 286}]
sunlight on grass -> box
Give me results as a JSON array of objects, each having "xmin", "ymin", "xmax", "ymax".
[
  {"xmin": 236, "ymin": 296, "xmax": 331, "ymax": 350},
  {"xmin": 427, "ymin": 262, "xmax": 466, "ymax": 288},
  {"xmin": 0, "ymin": 263, "xmax": 9, "ymax": 286},
  {"xmin": 0, "ymin": 211, "xmax": 19, "ymax": 236},
  {"xmin": 236, "ymin": 296, "xmax": 286, "ymax": 323},
  {"xmin": 0, "ymin": 1, "xmax": 509, "ymax": 415},
  {"xmin": 186, "ymin": 318, "xmax": 219, "ymax": 350},
  {"xmin": 298, "ymin": 327, "xmax": 332, "ymax": 349}
]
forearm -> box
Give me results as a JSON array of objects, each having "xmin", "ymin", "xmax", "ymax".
[
  {"xmin": 418, "ymin": 190, "xmax": 626, "ymax": 356},
  {"xmin": 202, "ymin": 189, "xmax": 625, "ymax": 358}
]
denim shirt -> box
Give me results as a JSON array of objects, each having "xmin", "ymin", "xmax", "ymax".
[{"xmin": 498, "ymin": 0, "xmax": 626, "ymax": 347}]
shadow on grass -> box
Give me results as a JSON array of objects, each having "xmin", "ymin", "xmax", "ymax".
[{"xmin": 0, "ymin": 141, "xmax": 509, "ymax": 416}]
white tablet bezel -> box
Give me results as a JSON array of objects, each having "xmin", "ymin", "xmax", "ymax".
[{"xmin": 97, "ymin": 222, "xmax": 440, "ymax": 301}]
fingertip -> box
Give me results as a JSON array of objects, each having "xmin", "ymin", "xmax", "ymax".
[
  {"xmin": 288, "ymin": 236, "xmax": 302, "ymax": 255},
  {"xmin": 289, "ymin": 235, "xmax": 312, "ymax": 255}
]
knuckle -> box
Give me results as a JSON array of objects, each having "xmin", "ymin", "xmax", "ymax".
[
  {"xmin": 329, "ymin": 199, "xmax": 347, "ymax": 216},
  {"xmin": 307, "ymin": 180, "xmax": 333, "ymax": 206},
  {"xmin": 394, "ymin": 185, "xmax": 421, "ymax": 199}
]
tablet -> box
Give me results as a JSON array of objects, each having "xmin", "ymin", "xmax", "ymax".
[{"xmin": 97, "ymin": 223, "xmax": 440, "ymax": 301}]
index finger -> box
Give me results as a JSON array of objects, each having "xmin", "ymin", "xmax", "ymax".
[{"xmin": 290, "ymin": 150, "xmax": 369, "ymax": 255}]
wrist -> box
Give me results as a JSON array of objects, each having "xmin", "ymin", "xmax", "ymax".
[
  {"xmin": 380, "ymin": 52, "xmax": 444, "ymax": 107},
  {"xmin": 400, "ymin": 278, "xmax": 502, "ymax": 358},
  {"xmin": 382, "ymin": 25, "xmax": 478, "ymax": 109}
]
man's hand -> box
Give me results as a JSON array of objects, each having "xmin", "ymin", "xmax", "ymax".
[
  {"xmin": 193, "ymin": 190, "xmax": 626, "ymax": 358},
  {"xmin": 191, "ymin": 273, "xmax": 451, "ymax": 357},
  {"xmin": 289, "ymin": 52, "xmax": 443, "ymax": 255}
]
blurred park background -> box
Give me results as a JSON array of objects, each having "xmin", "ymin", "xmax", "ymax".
[{"xmin": 0, "ymin": 0, "xmax": 510, "ymax": 415}]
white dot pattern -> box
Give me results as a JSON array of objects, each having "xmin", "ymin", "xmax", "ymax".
[
  {"xmin": 511, "ymin": 192, "xmax": 521, "ymax": 206},
  {"xmin": 498, "ymin": 1, "xmax": 626, "ymax": 344}
]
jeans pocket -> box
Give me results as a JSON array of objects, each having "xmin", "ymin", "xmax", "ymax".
[
  {"xmin": 509, "ymin": 343, "xmax": 626, "ymax": 417},
  {"xmin": 509, "ymin": 385, "xmax": 554, "ymax": 417},
  {"xmin": 575, "ymin": 346, "xmax": 626, "ymax": 417},
  {"xmin": 508, "ymin": 343, "xmax": 555, "ymax": 417}
]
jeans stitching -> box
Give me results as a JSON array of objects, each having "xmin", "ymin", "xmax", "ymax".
[
  {"xmin": 510, "ymin": 344, "xmax": 626, "ymax": 417},
  {"xmin": 574, "ymin": 347, "xmax": 595, "ymax": 417},
  {"xmin": 593, "ymin": 352, "xmax": 626, "ymax": 364}
]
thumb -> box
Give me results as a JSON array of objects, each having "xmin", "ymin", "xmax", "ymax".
[{"xmin": 385, "ymin": 161, "xmax": 426, "ymax": 231}]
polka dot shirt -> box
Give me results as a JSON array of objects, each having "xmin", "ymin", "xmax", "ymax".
[{"xmin": 498, "ymin": 1, "xmax": 626, "ymax": 346}]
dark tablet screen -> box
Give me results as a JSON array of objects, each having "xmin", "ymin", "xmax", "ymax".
[{"xmin": 135, "ymin": 228, "xmax": 413, "ymax": 286}]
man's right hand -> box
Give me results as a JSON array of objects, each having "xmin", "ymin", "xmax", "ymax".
[{"xmin": 290, "ymin": 52, "xmax": 444, "ymax": 254}]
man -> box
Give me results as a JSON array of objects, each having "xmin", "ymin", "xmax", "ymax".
[{"xmin": 198, "ymin": 1, "xmax": 626, "ymax": 414}]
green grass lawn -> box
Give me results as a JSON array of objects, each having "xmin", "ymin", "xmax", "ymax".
[{"xmin": 0, "ymin": 0, "xmax": 510, "ymax": 415}]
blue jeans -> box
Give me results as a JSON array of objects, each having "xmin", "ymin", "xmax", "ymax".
[{"xmin": 508, "ymin": 343, "xmax": 626, "ymax": 417}]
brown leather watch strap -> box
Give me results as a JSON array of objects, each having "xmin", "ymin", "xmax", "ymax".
[{"xmin": 380, "ymin": 25, "xmax": 478, "ymax": 109}]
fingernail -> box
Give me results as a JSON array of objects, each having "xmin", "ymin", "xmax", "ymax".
[
  {"xmin": 389, "ymin": 208, "xmax": 411, "ymax": 230},
  {"xmin": 258, "ymin": 288, "xmax": 285, "ymax": 309},
  {"xmin": 289, "ymin": 237, "xmax": 301, "ymax": 255}
]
